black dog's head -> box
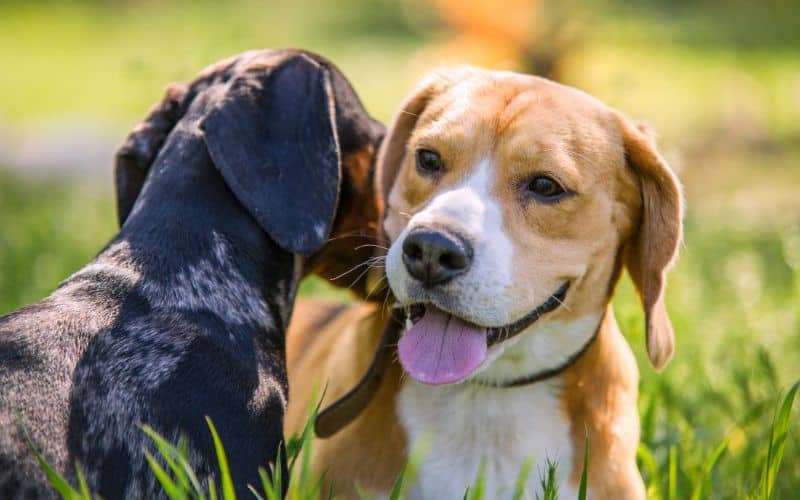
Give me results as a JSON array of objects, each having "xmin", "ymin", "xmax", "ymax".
[{"xmin": 114, "ymin": 49, "xmax": 385, "ymax": 297}]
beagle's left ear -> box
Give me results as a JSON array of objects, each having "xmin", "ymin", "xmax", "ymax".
[
  {"xmin": 616, "ymin": 113, "xmax": 684, "ymax": 370},
  {"xmin": 201, "ymin": 54, "xmax": 341, "ymax": 255}
]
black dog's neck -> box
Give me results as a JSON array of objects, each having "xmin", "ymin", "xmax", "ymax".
[{"xmin": 103, "ymin": 130, "xmax": 299, "ymax": 339}]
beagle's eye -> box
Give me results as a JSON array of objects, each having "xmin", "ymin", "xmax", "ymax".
[
  {"xmin": 415, "ymin": 149, "xmax": 444, "ymax": 175},
  {"xmin": 526, "ymin": 176, "xmax": 566, "ymax": 200}
]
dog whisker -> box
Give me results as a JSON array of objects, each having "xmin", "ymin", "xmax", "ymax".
[
  {"xmin": 380, "ymin": 288, "xmax": 394, "ymax": 318},
  {"xmin": 346, "ymin": 262, "xmax": 379, "ymax": 290},
  {"xmin": 363, "ymin": 275, "xmax": 388, "ymax": 301},
  {"xmin": 551, "ymin": 293, "xmax": 572, "ymax": 312},
  {"xmin": 354, "ymin": 243, "xmax": 389, "ymax": 251},
  {"xmin": 330, "ymin": 259, "xmax": 376, "ymax": 281},
  {"xmin": 325, "ymin": 231, "xmax": 385, "ymax": 243}
]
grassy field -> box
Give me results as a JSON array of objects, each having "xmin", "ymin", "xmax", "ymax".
[{"xmin": 1, "ymin": 0, "xmax": 799, "ymax": 497}]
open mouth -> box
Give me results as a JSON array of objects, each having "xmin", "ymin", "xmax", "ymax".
[{"xmin": 398, "ymin": 282, "xmax": 570, "ymax": 386}]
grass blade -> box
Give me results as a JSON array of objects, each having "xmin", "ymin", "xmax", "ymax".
[
  {"xmin": 208, "ymin": 478, "xmax": 218, "ymax": 500},
  {"xmin": 762, "ymin": 378, "xmax": 800, "ymax": 499},
  {"xmin": 327, "ymin": 480, "xmax": 335, "ymax": 500},
  {"xmin": 205, "ymin": 416, "xmax": 236, "ymax": 500},
  {"xmin": 392, "ymin": 433, "xmax": 431, "ymax": 500},
  {"xmin": 74, "ymin": 464, "xmax": 91, "ymax": 500},
  {"xmin": 537, "ymin": 459, "xmax": 559, "ymax": 500},
  {"xmin": 512, "ymin": 457, "xmax": 534, "ymax": 500},
  {"xmin": 668, "ymin": 445, "xmax": 677, "ymax": 500},
  {"xmin": 467, "ymin": 460, "xmax": 487, "ymax": 500},
  {"xmin": 18, "ymin": 412, "xmax": 83, "ymax": 499},
  {"xmin": 247, "ymin": 486, "xmax": 265, "ymax": 500},
  {"xmin": 690, "ymin": 437, "xmax": 728, "ymax": 500},
  {"xmin": 258, "ymin": 464, "xmax": 281, "ymax": 500},
  {"xmin": 637, "ymin": 444, "xmax": 661, "ymax": 499},
  {"xmin": 389, "ymin": 462, "xmax": 408, "ymax": 500},
  {"xmin": 261, "ymin": 443, "xmax": 283, "ymax": 500},
  {"xmin": 578, "ymin": 433, "xmax": 589, "ymax": 500},
  {"xmin": 175, "ymin": 436, "xmax": 205, "ymax": 497},
  {"xmin": 144, "ymin": 450, "xmax": 186, "ymax": 500},
  {"xmin": 141, "ymin": 425, "xmax": 190, "ymax": 493},
  {"xmin": 355, "ymin": 483, "xmax": 371, "ymax": 500}
]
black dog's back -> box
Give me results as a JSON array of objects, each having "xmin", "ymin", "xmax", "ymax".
[{"xmin": 0, "ymin": 236, "xmax": 288, "ymax": 498}]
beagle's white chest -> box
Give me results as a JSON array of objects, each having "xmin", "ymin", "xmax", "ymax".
[{"xmin": 396, "ymin": 379, "xmax": 577, "ymax": 500}]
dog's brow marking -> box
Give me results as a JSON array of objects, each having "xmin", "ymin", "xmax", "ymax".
[
  {"xmin": 496, "ymin": 89, "xmax": 535, "ymax": 136},
  {"xmin": 537, "ymin": 145, "xmax": 595, "ymax": 175}
]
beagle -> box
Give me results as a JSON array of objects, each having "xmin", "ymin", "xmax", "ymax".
[{"xmin": 285, "ymin": 66, "xmax": 683, "ymax": 499}]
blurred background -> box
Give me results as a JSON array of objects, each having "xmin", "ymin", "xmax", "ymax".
[{"xmin": 1, "ymin": 0, "xmax": 798, "ymax": 496}]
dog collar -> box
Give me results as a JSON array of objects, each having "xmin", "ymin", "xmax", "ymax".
[
  {"xmin": 315, "ymin": 307, "xmax": 405, "ymax": 438},
  {"xmin": 467, "ymin": 330, "xmax": 598, "ymax": 389}
]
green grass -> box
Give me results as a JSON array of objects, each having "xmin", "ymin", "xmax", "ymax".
[
  {"xmin": 0, "ymin": 173, "xmax": 116, "ymax": 312},
  {"xmin": 21, "ymin": 381, "xmax": 798, "ymax": 497}
]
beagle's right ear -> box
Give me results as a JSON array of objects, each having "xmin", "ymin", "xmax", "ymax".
[
  {"xmin": 114, "ymin": 83, "xmax": 189, "ymax": 227},
  {"xmin": 376, "ymin": 69, "xmax": 473, "ymax": 208}
]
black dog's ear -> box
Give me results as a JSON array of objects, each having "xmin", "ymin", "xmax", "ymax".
[
  {"xmin": 114, "ymin": 83, "xmax": 188, "ymax": 226},
  {"xmin": 200, "ymin": 54, "xmax": 341, "ymax": 255}
]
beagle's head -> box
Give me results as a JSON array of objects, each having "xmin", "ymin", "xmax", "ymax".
[{"xmin": 378, "ymin": 68, "xmax": 682, "ymax": 386}]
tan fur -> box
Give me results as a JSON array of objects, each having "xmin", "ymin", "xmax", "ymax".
[
  {"xmin": 286, "ymin": 301, "xmax": 407, "ymax": 497},
  {"xmin": 562, "ymin": 305, "xmax": 644, "ymax": 497},
  {"xmin": 304, "ymin": 143, "xmax": 386, "ymax": 301},
  {"xmin": 285, "ymin": 67, "xmax": 682, "ymax": 498}
]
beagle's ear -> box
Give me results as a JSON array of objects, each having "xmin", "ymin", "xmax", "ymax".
[
  {"xmin": 617, "ymin": 113, "xmax": 683, "ymax": 370},
  {"xmin": 201, "ymin": 54, "xmax": 341, "ymax": 255},
  {"xmin": 114, "ymin": 83, "xmax": 189, "ymax": 227},
  {"xmin": 376, "ymin": 69, "xmax": 472, "ymax": 206}
]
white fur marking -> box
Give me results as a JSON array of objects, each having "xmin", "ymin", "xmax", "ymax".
[
  {"xmin": 398, "ymin": 378, "xmax": 578, "ymax": 499},
  {"xmin": 386, "ymin": 158, "xmax": 515, "ymax": 325},
  {"xmin": 476, "ymin": 314, "xmax": 601, "ymax": 383}
]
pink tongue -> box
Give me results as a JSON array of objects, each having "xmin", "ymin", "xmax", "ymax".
[{"xmin": 398, "ymin": 306, "xmax": 488, "ymax": 385}]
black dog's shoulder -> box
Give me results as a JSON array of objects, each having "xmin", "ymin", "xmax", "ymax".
[
  {"xmin": 65, "ymin": 305, "xmax": 286, "ymax": 498},
  {"xmin": 0, "ymin": 264, "xmax": 142, "ymax": 500}
]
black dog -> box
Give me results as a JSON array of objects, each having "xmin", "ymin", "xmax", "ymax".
[{"xmin": 0, "ymin": 49, "xmax": 384, "ymax": 499}]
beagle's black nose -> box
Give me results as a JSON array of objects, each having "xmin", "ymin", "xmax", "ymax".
[{"xmin": 402, "ymin": 228, "xmax": 472, "ymax": 286}]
